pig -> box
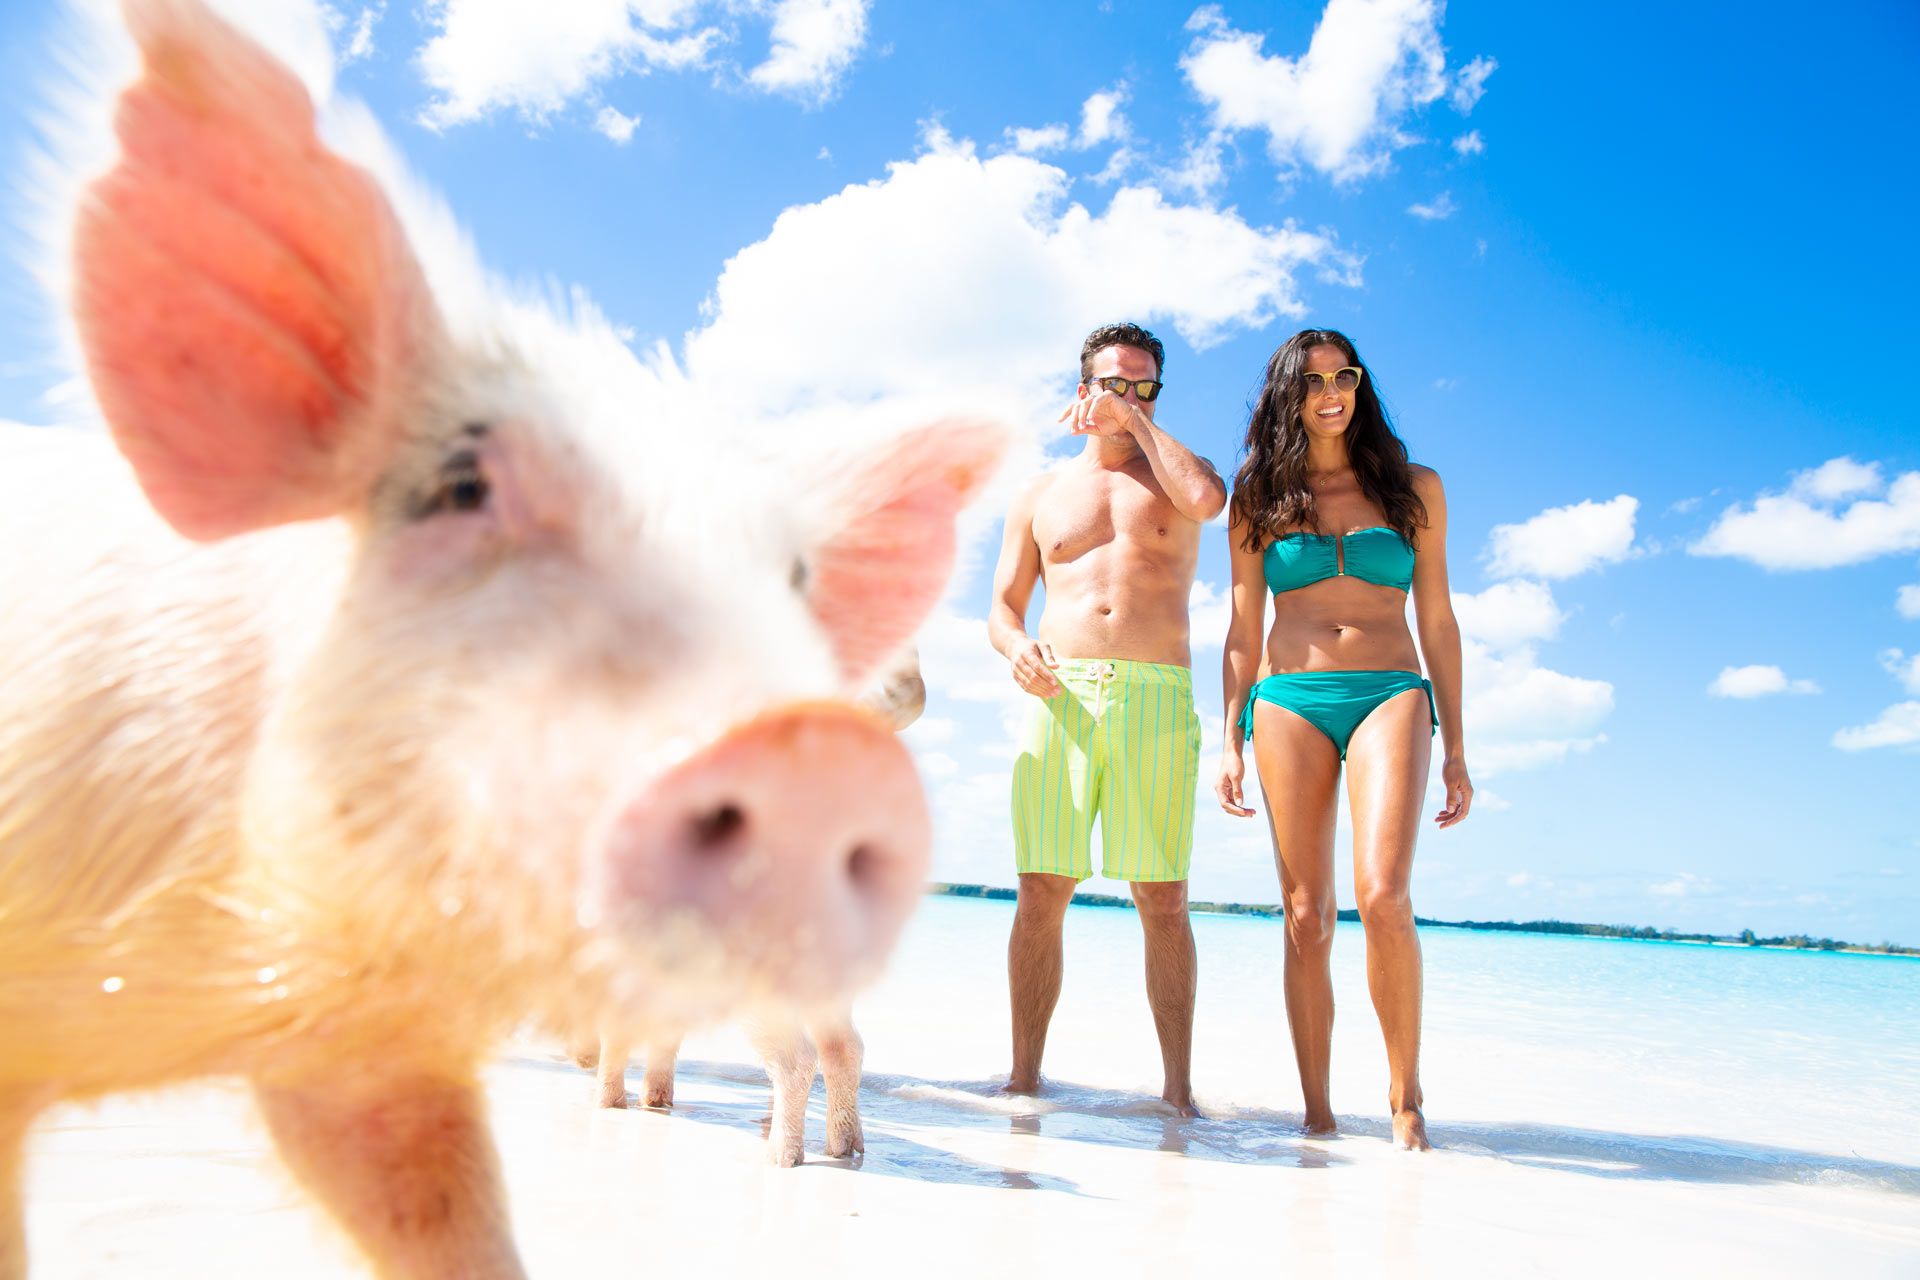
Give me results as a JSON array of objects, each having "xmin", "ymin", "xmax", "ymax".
[
  {"xmin": 0, "ymin": 2, "xmax": 1001, "ymax": 1277},
  {"xmin": 586, "ymin": 650, "xmax": 926, "ymax": 1166}
]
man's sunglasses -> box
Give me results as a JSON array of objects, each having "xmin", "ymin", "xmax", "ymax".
[
  {"xmin": 1083, "ymin": 376, "xmax": 1164, "ymax": 402},
  {"xmin": 1303, "ymin": 367, "xmax": 1364, "ymax": 395}
]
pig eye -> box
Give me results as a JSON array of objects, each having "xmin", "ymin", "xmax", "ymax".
[
  {"xmin": 416, "ymin": 451, "xmax": 491, "ymax": 519},
  {"xmin": 790, "ymin": 556, "xmax": 810, "ymax": 594}
]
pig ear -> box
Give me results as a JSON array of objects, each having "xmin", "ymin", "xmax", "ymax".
[
  {"xmin": 72, "ymin": 0, "xmax": 443, "ymax": 540},
  {"xmin": 809, "ymin": 421, "xmax": 1006, "ymax": 686}
]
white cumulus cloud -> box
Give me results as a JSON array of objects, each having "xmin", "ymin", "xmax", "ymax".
[
  {"xmin": 1708, "ymin": 665, "xmax": 1820, "ymax": 698},
  {"xmin": 1883, "ymin": 649, "xmax": 1920, "ymax": 696},
  {"xmin": 1007, "ymin": 123, "xmax": 1070, "ymax": 155},
  {"xmin": 415, "ymin": 0, "xmax": 869, "ymax": 127},
  {"xmin": 1649, "ymin": 872, "xmax": 1713, "ymax": 898},
  {"xmin": 1078, "ymin": 83, "xmax": 1130, "ymax": 147},
  {"xmin": 321, "ymin": 3, "xmax": 384, "ymax": 64},
  {"xmin": 1451, "ymin": 129, "xmax": 1483, "ymax": 155},
  {"xmin": 1833, "ymin": 702, "xmax": 1920, "ymax": 752},
  {"xmin": 902, "ymin": 715, "xmax": 958, "ymax": 748},
  {"xmin": 1189, "ymin": 578, "xmax": 1232, "ymax": 652},
  {"xmin": 915, "ymin": 609, "xmax": 1028, "ymax": 719},
  {"xmin": 1691, "ymin": 460, "xmax": 1920, "ymax": 571},
  {"xmin": 1449, "ymin": 53, "xmax": 1496, "ymax": 112},
  {"xmin": 1180, "ymin": 0, "xmax": 1474, "ymax": 185},
  {"xmin": 1442, "ymin": 577, "xmax": 1612, "ymax": 780},
  {"xmin": 417, "ymin": 0, "xmax": 719, "ymax": 127},
  {"xmin": 1003, "ymin": 83, "xmax": 1132, "ymax": 168},
  {"xmin": 1792, "ymin": 456, "xmax": 1883, "ymax": 502},
  {"xmin": 915, "ymin": 750, "xmax": 960, "ymax": 778},
  {"xmin": 678, "ymin": 126, "xmax": 1349, "ymax": 424},
  {"xmin": 1166, "ymin": 130, "xmax": 1232, "ymax": 198},
  {"xmin": 1830, "ymin": 651, "xmax": 1920, "ymax": 752},
  {"xmin": 1900, "ymin": 584, "xmax": 1920, "ymax": 619},
  {"xmin": 1453, "ymin": 579, "xmax": 1564, "ymax": 649},
  {"xmin": 1486, "ymin": 495, "xmax": 1638, "ymax": 580},
  {"xmin": 1407, "ymin": 191, "xmax": 1456, "ymax": 220},
  {"xmin": 747, "ymin": 0, "xmax": 870, "ymax": 100},
  {"xmin": 1464, "ymin": 639, "xmax": 1613, "ymax": 776},
  {"xmin": 593, "ymin": 104, "xmax": 640, "ymax": 142}
]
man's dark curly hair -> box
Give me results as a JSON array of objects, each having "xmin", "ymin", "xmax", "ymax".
[{"xmin": 1079, "ymin": 322, "xmax": 1165, "ymax": 381}]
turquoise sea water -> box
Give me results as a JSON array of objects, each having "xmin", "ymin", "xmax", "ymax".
[{"xmin": 857, "ymin": 895, "xmax": 1920, "ymax": 1179}]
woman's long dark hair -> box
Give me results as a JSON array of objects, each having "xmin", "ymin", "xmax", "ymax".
[{"xmin": 1231, "ymin": 329, "xmax": 1426, "ymax": 552}]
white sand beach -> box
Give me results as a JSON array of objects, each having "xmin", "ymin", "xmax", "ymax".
[{"xmin": 23, "ymin": 895, "xmax": 1920, "ymax": 1276}]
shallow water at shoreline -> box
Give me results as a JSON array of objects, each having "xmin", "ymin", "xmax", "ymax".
[{"xmin": 24, "ymin": 894, "xmax": 1920, "ymax": 1275}]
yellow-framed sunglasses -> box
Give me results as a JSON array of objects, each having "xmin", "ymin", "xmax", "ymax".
[{"xmin": 1303, "ymin": 367, "xmax": 1364, "ymax": 395}]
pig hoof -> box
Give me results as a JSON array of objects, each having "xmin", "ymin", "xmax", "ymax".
[
  {"xmin": 642, "ymin": 1084, "xmax": 674, "ymax": 1109},
  {"xmin": 769, "ymin": 1139, "xmax": 805, "ymax": 1168},
  {"xmin": 597, "ymin": 1088, "xmax": 629, "ymax": 1110},
  {"xmin": 826, "ymin": 1120, "xmax": 864, "ymax": 1158}
]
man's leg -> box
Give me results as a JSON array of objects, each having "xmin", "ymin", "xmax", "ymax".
[
  {"xmin": 1131, "ymin": 879, "xmax": 1198, "ymax": 1116},
  {"xmin": 1098, "ymin": 666, "xmax": 1204, "ymax": 1116},
  {"xmin": 1007, "ymin": 674, "xmax": 1090, "ymax": 1096},
  {"xmin": 1004, "ymin": 871, "xmax": 1076, "ymax": 1093}
]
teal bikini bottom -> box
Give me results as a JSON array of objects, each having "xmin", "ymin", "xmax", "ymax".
[{"xmin": 1239, "ymin": 670, "xmax": 1436, "ymax": 760}]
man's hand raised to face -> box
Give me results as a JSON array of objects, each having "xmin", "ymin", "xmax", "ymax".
[{"xmin": 1057, "ymin": 388, "xmax": 1137, "ymax": 438}]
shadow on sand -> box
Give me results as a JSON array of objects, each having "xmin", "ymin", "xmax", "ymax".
[
  {"xmin": 516, "ymin": 1052, "xmax": 1919, "ymax": 1198},
  {"xmin": 509, "ymin": 1053, "xmax": 1092, "ymax": 1195}
]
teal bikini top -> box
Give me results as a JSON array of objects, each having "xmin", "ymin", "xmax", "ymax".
[{"xmin": 1264, "ymin": 527, "xmax": 1415, "ymax": 594}]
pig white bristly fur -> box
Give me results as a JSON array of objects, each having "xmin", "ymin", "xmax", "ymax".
[{"xmin": 0, "ymin": 2, "xmax": 1005, "ymax": 1277}]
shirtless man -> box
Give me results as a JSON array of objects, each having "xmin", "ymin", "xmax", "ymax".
[{"xmin": 987, "ymin": 322, "xmax": 1227, "ymax": 1116}]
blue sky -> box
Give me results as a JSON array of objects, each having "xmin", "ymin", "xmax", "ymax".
[{"xmin": 2, "ymin": 0, "xmax": 1916, "ymax": 943}]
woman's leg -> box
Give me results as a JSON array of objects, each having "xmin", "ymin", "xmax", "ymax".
[
  {"xmin": 1343, "ymin": 687, "xmax": 1435, "ymax": 1150},
  {"xmin": 1250, "ymin": 701, "xmax": 1342, "ymax": 1134}
]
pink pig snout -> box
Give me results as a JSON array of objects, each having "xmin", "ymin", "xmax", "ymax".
[{"xmin": 605, "ymin": 702, "xmax": 931, "ymax": 1005}]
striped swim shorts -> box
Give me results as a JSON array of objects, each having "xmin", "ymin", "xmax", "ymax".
[{"xmin": 1011, "ymin": 658, "xmax": 1201, "ymax": 883}]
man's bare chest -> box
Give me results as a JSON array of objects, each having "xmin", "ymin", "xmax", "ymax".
[{"xmin": 1033, "ymin": 469, "xmax": 1183, "ymax": 566}]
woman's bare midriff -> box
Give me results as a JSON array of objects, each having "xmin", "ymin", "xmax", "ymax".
[{"xmin": 1263, "ymin": 577, "xmax": 1420, "ymax": 674}]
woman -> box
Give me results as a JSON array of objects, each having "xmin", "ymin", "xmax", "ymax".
[{"xmin": 1216, "ymin": 329, "xmax": 1471, "ymax": 1151}]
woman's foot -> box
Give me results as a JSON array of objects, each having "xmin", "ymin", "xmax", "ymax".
[
  {"xmin": 1391, "ymin": 1106, "xmax": 1431, "ymax": 1151},
  {"xmin": 1301, "ymin": 1106, "xmax": 1338, "ymax": 1138}
]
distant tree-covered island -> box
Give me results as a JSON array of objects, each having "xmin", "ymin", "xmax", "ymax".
[{"xmin": 926, "ymin": 883, "xmax": 1920, "ymax": 957}]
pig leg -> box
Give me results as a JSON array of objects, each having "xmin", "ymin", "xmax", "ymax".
[
  {"xmin": 1, "ymin": 1087, "xmax": 51, "ymax": 1280},
  {"xmin": 639, "ymin": 1037, "xmax": 680, "ymax": 1110},
  {"xmin": 594, "ymin": 1034, "xmax": 632, "ymax": 1109},
  {"xmin": 810, "ymin": 1012, "xmax": 865, "ymax": 1158},
  {"xmin": 567, "ymin": 1028, "xmax": 600, "ymax": 1071},
  {"xmin": 254, "ymin": 1073, "xmax": 524, "ymax": 1280},
  {"xmin": 747, "ymin": 1019, "xmax": 816, "ymax": 1168}
]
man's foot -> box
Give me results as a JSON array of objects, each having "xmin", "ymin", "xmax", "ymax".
[
  {"xmin": 999, "ymin": 1075, "xmax": 1043, "ymax": 1097},
  {"xmin": 1392, "ymin": 1106, "xmax": 1431, "ymax": 1151},
  {"xmin": 1301, "ymin": 1107, "xmax": 1338, "ymax": 1138},
  {"xmin": 1161, "ymin": 1089, "xmax": 1202, "ymax": 1119}
]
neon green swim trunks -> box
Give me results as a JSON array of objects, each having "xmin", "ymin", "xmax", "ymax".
[{"xmin": 1012, "ymin": 658, "xmax": 1201, "ymax": 883}]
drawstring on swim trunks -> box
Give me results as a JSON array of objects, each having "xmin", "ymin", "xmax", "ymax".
[{"xmin": 1094, "ymin": 661, "xmax": 1116, "ymax": 716}]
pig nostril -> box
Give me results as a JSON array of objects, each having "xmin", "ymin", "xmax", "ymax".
[
  {"xmin": 846, "ymin": 842, "xmax": 882, "ymax": 890},
  {"xmin": 689, "ymin": 802, "xmax": 746, "ymax": 853}
]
